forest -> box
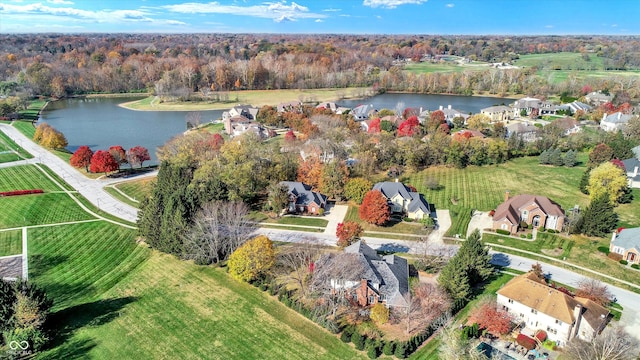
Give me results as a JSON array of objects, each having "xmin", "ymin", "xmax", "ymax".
[{"xmin": 1, "ymin": 33, "xmax": 640, "ymax": 100}]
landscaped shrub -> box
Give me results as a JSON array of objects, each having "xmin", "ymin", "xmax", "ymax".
[
  {"xmin": 340, "ymin": 330, "xmax": 351, "ymax": 343},
  {"xmin": 526, "ymin": 233, "xmax": 533, "ymax": 239},
  {"xmin": 367, "ymin": 344, "xmax": 379, "ymax": 359},
  {"xmin": 632, "ymin": 264, "xmax": 640, "ymax": 270},
  {"xmin": 0, "ymin": 189, "xmax": 44, "ymax": 196},
  {"xmin": 543, "ymin": 340, "xmax": 557, "ymax": 351},
  {"xmin": 619, "ymin": 260, "xmax": 628, "ymax": 265},
  {"xmin": 394, "ymin": 341, "xmax": 408, "ymax": 359},
  {"xmin": 520, "ymin": 234, "xmax": 526, "ymax": 238},
  {"xmin": 597, "ymin": 246, "xmax": 610, "ymax": 255},
  {"xmin": 382, "ymin": 341, "xmax": 395, "ymax": 356},
  {"xmin": 496, "ymin": 229, "xmax": 510, "ymax": 235},
  {"xmin": 351, "ymin": 332, "xmax": 365, "ymax": 350},
  {"xmin": 608, "ymin": 252, "xmax": 623, "ymax": 261},
  {"xmin": 547, "ymin": 229, "xmax": 556, "ymax": 233}
]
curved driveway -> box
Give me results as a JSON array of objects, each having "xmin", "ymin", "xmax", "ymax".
[{"xmin": 0, "ymin": 124, "xmax": 152, "ymax": 223}]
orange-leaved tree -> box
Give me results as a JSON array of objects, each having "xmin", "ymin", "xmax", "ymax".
[
  {"xmin": 359, "ymin": 190, "xmax": 390, "ymax": 225},
  {"xmin": 468, "ymin": 300, "xmax": 513, "ymax": 335},
  {"xmin": 336, "ymin": 221, "xmax": 363, "ymax": 248}
]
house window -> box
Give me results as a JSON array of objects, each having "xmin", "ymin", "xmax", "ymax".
[
  {"xmin": 508, "ymin": 299, "xmax": 513, "ymax": 304},
  {"xmin": 531, "ymin": 309, "xmax": 538, "ymax": 314},
  {"xmin": 501, "ymin": 224, "xmax": 508, "ymax": 230},
  {"xmin": 521, "ymin": 210, "xmax": 528, "ymax": 220},
  {"xmin": 368, "ymin": 295, "xmax": 375, "ymax": 304},
  {"xmin": 546, "ymin": 327, "xmax": 557, "ymax": 335},
  {"xmin": 555, "ymin": 319, "xmax": 562, "ymax": 325},
  {"xmin": 352, "ymin": 293, "xmax": 358, "ymax": 301}
]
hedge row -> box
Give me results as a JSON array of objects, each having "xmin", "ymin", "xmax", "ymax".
[{"xmin": 0, "ymin": 189, "xmax": 44, "ymax": 196}]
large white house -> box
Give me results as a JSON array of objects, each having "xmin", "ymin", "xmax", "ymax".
[
  {"xmin": 622, "ymin": 157, "xmax": 640, "ymax": 189},
  {"xmin": 372, "ymin": 181, "xmax": 431, "ymax": 220},
  {"xmin": 497, "ymin": 272, "xmax": 610, "ymax": 347},
  {"xmin": 600, "ymin": 112, "xmax": 633, "ymax": 132}
]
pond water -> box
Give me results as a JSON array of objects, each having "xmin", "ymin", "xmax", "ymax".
[
  {"xmin": 39, "ymin": 97, "xmax": 223, "ymax": 165},
  {"xmin": 38, "ymin": 93, "xmax": 514, "ymax": 165}
]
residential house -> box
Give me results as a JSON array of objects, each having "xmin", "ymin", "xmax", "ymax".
[
  {"xmin": 437, "ymin": 105, "xmax": 469, "ymax": 126},
  {"xmin": 633, "ymin": 145, "xmax": 640, "ymax": 159},
  {"xmin": 223, "ymin": 114, "xmax": 269, "ymax": 138},
  {"xmin": 561, "ymin": 101, "xmax": 592, "ymax": 114},
  {"xmin": 277, "ymin": 101, "xmax": 302, "ymax": 113},
  {"xmin": 481, "ymin": 105, "xmax": 513, "ymax": 123},
  {"xmin": 600, "ymin": 112, "xmax": 633, "ymax": 132},
  {"xmin": 351, "ymin": 104, "xmax": 377, "ymax": 121},
  {"xmin": 323, "ymin": 240, "xmax": 409, "ymax": 308},
  {"xmin": 299, "ymin": 138, "xmax": 344, "ymax": 163},
  {"xmin": 552, "ymin": 117, "xmax": 582, "ymax": 136},
  {"xmin": 279, "ymin": 181, "xmax": 327, "ymax": 215},
  {"xmin": 372, "ymin": 181, "xmax": 432, "ymax": 220},
  {"xmin": 492, "ymin": 192, "xmax": 566, "ymax": 234},
  {"xmin": 226, "ymin": 104, "xmax": 259, "ymax": 120},
  {"xmin": 513, "ymin": 97, "xmax": 542, "ymax": 116},
  {"xmin": 315, "ymin": 102, "xmax": 337, "ymax": 113},
  {"xmin": 497, "ymin": 272, "xmax": 610, "ymax": 347},
  {"xmin": 584, "ymin": 91, "xmax": 613, "ymax": 105},
  {"xmin": 506, "ymin": 122, "xmax": 540, "ymax": 142},
  {"xmin": 539, "ymin": 101, "xmax": 562, "ymax": 116},
  {"xmin": 380, "ymin": 115, "xmax": 404, "ymax": 127},
  {"xmin": 452, "ymin": 129, "xmax": 486, "ymax": 141},
  {"xmin": 621, "ymin": 157, "xmax": 640, "ymax": 188},
  {"xmin": 610, "ymin": 227, "xmax": 640, "ymax": 264}
]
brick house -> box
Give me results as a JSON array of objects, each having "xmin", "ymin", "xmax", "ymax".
[
  {"xmin": 279, "ymin": 181, "xmax": 327, "ymax": 215},
  {"xmin": 492, "ymin": 192, "xmax": 566, "ymax": 234}
]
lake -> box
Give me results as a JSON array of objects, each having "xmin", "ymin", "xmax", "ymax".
[
  {"xmin": 39, "ymin": 93, "xmax": 514, "ymax": 165},
  {"xmin": 39, "ymin": 97, "xmax": 223, "ymax": 165}
]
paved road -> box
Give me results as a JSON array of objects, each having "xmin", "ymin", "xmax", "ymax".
[{"xmin": 0, "ymin": 124, "xmax": 155, "ymax": 223}]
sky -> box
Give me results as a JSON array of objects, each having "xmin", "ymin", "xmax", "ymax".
[{"xmin": 1, "ymin": 0, "xmax": 639, "ymax": 35}]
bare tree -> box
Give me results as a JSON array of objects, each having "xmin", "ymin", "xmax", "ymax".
[
  {"xmin": 309, "ymin": 253, "xmax": 364, "ymax": 317},
  {"xmin": 414, "ymin": 235, "xmax": 455, "ymax": 272},
  {"xmin": 438, "ymin": 317, "xmax": 486, "ymax": 360},
  {"xmin": 575, "ymin": 278, "xmax": 613, "ymax": 306},
  {"xmin": 275, "ymin": 238, "xmax": 322, "ymax": 297},
  {"xmin": 182, "ymin": 201, "xmax": 255, "ymax": 265},
  {"xmin": 186, "ymin": 111, "xmax": 202, "ymax": 129},
  {"xmin": 564, "ymin": 325, "xmax": 640, "ymax": 360},
  {"xmin": 398, "ymin": 283, "xmax": 451, "ymax": 335}
]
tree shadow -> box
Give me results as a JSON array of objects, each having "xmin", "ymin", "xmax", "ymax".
[
  {"xmin": 46, "ymin": 296, "xmax": 138, "ymax": 355},
  {"xmin": 490, "ymin": 253, "xmax": 511, "ymax": 268},
  {"xmin": 38, "ymin": 337, "xmax": 97, "ymax": 360}
]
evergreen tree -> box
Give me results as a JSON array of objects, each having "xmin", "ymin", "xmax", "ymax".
[
  {"xmin": 579, "ymin": 193, "xmax": 618, "ymax": 237},
  {"xmin": 538, "ymin": 149, "xmax": 550, "ymax": 164},
  {"xmin": 563, "ymin": 149, "xmax": 577, "ymax": 167},
  {"xmin": 579, "ymin": 169, "xmax": 590, "ymax": 194},
  {"xmin": 550, "ymin": 148, "xmax": 564, "ymax": 166}
]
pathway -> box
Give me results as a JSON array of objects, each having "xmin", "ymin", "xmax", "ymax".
[{"xmin": 322, "ymin": 203, "xmax": 349, "ymax": 235}]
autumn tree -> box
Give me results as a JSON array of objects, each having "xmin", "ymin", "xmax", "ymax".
[
  {"xmin": 575, "ymin": 278, "xmax": 613, "ymax": 306},
  {"xmin": 428, "ymin": 110, "xmax": 446, "ymax": 133},
  {"xmin": 336, "ymin": 221, "xmax": 363, "ymax": 248},
  {"xmin": 468, "ymin": 300, "xmax": 513, "ymax": 335},
  {"xmin": 284, "ymin": 129, "xmax": 297, "ymax": 143},
  {"xmin": 588, "ymin": 143, "xmax": 614, "ymax": 168},
  {"xmin": 466, "ymin": 114, "xmax": 490, "ymax": 130},
  {"xmin": 34, "ymin": 123, "xmax": 67, "ymax": 149},
  {"xmin": 108, "ymin": 145, "xmax": 128, "ymax": 170},
  {"xmin": 586, "ymin": 162, "xmax": 629, "ymax": 204},
  {"xmin": 69, "ymin": 145, "xmax": 93, "ymax": 171},
  {"xmin": 128, "ymin": 145, "xmax": 150, "ymax": 168},
  {"xmin": 359, "ymin": 190, "xmax": 391, "ymax": 225},
  {"xmin": 267, "ymin": 182, "xmax": 290, "ymax": 215},
  {"xmin": 397, "ymin": 115, "xmax": 420, "ymax": 137},
  {"xmin": 370, "ymin": 303, "xmax": 389, "ymax": 325},
  {"xmin": 228, "ymin": 235, "xmax": 275, "ymax": 282},
  {"xmin": 320, "ymin": 160, "xmax": 349, "ymax": 200},
  {"xmin": 297, "ymin": 157, "xmax": 323, "ymax": 190},
  {"xmin": 368, "ymin": 118, "xmax": 381, "ymax": 133},
  {"xmin": 276, "ymin": 239, "xmax": 320, "ymax": 297},
  {"xmin": 398, "ymin": 283, "xmax": 451, "ymax": 335},
  {"xmin": 344, "ymin": 177, "xmax": 373, "ymax": 204},
  {"xmin": 89, "ymin": 150, "xmax": 118, "ymax": 174},
  {"xmin": 563, "ymin": 325, "xmax": 639, "ymax": 360}
]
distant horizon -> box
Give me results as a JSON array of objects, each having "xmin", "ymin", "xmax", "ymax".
[{"xmin": 1, "ymin": 0, "xmax": 639, "ymax": 35}]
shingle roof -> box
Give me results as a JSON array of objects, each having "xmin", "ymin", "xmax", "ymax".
[
  {"xmin": 373, "ymin": 181, "xmax": 412, "ymax": 202},
  {"xmin": 408, "ymin": 192, "xmax": 431, "ymax": 214},
  {"xmin": 498, "ymin": 273, "xmax": 609, "ymax": 325},
  {"xmin": 612, "ymin": 227, "xmax": 640, "ymax": 253},
  {"xmin": 279, "ymin": 181, "xmax": 327, "ymax": 207},
  {"xmin": 493, "ymin": 194, "xmax": 565, "ymax": 225},
  {"xmin": 622, "ymin": 158, "xmax": 640, "ymax": 181},
  {"xmin": 481, "ymin": 105, "xmax": 512, "ymax": 113},
  {"xmin": 602, "ymin": 112, "xmax": 633, "ymax": 124}
]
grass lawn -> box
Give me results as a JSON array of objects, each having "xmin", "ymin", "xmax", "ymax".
[
  {"xmin": 0, "ymin": 129, "xmax": 33, "ymax": 161},
  {"xmin": 410, "ymin": 272, "xmax": 515, "ymax": 359},
  {"xmin": 344, "ymin": 205, "xmax": 430, "ymax": 236},
  {"xmin": 18, "ymin": 99, "xmax": 48, "ymax": 121},
  {"xmin": 121, "ymin": 88, "xmax": 371, "ymax": 111},
  {"xmin": 404, "ymin": 62, "xmax": 470, "ymax": 74},
  {"xmin": 113, "ymin": 177, "xmax": 155, "ymax": 203},
  {"xmin": 12, "ymin": 120, "xmax": 37, "ymax": 138},
  {"xmin": 0, "ymin": 229, "xmax": 22, "ymax": 256},
  {"xmin": 403, "ymin": 154, "xmax": 640, "ymax": 237},
  {"xmin": 262, "ymin": 216, "xmax": 328, "ymax": 227}
]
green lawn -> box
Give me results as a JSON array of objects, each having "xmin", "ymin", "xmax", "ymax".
[
  {"xmin": 0, "ymin": 229, "xmax": 22, "ymax": 256},
  {"xmin": 512, "ymin": 53, "xmax": 606, "ymax": 70},
  {"xmin": 404, "ymin": 62, "xmax": 470, "ymax": 74},
  {"xmin": 12, "ymin": 120, "xmax": 37, "ymax": 138},
  {"xmin": 18, "ymin": 99, "xmax": 47, "ymax": 121},
  {"xmin": 344, "ymin": 205, "xmax": 430, "ymax": 236},
  {"xmin": 0, "ymin": 129, "xmax": 33, "ymax": 161},
  {"xmin": 113, "ymin": 177, "xmax": 155, "ymax": 203},
  {"xmin": 263, "ymin": 216, "xmax": 329, "ymax": 227}
]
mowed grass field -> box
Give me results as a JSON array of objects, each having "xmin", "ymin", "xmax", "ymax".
[
  {"xmin": 122, "ymin": 87, "xmax": 371, "ymax": 111},
  {"xmin": 0, "ymin": 160, "xmax": 362, "ymax": 359},
  {"xmin": 405, "ymin": 154, "xmax": 640, "ymax": 236},
  {"xmin": 0, "ymin": 129, "xmax": 33, "ymax": 162}
]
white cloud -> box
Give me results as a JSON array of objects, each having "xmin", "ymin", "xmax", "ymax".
[
  {"xmin": 446, "ymin": 3, "xmax": 454, "ymax": 8},
  {"xmin": 315, "ymin": 19, "xmax": 323, "ymax": 22},
  {"xmin": 0, "ymin": 3, "xmax": 154, "ymax": 22},
  {"xmin": 47, "ymin": 0, "xmax": 74, "ymax": 5},
  {"xmin": 362, "ymin": 0, "xmax": 427, "ymax": 9},
  {"xmin": 323, "ymin": 8, "xmax": 341, "ymax": 12},
  {"xmin": 164, "ymin": 1, "xmax": 327, "ymax": 22},
  {"xmin": 166, "ymin": 19, "xmax": 187, "ymax": 25}
]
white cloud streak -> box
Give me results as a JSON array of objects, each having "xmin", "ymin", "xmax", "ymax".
[
  {"xmin": 47, "ymin": 0, "xmax": 74, "ymax": 5},
  {"xmin": 164, "ymin": 1, "xmax": 326, "ymax": 22},
  {"xmin": 362, "ymin": 0, "xmax": 427, "ymax": 9}
]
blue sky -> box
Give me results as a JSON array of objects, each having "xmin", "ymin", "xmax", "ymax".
[{"xmin": 1, "ymin": 0, "xmax": 638, "ymax": 34}]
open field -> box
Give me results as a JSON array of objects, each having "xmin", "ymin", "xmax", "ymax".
[
  {"xmin": 120, "ymin": 87, "xmax": 371, "ymax": 111},
  {"xmin": 0, "ymin": 229, "xmax": 22, "ymax": 256},
  {"xmin": 0, "ymin": 129, "xmax": 32, "ymax": 161},
  {"xmin": 513, "ymin": 53, "xmax": 607, "ymax": 70}
]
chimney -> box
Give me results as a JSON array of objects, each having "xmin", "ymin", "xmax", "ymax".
[
  {"xmin": 602, "ymin": 113, "xmax": 607, "ymax": 121},
  {"xmin": 572, "ymin": 304, "xmax": 583, "ymax": 340},
  {"xmin": 618, "ymin": 112, "xmax": 622, "ymax": 119},
  {"xmin": 395, "ymin": 178, "xmax": 399, "ymax": 183},
  {"xmin": 448, "ymin": 105, "xmax": 452, "ymax": 109},
  {"xmin": 634, "ymin": 166, "xmax": 638, "ymax": 177},
  {"xmin": 439, "ymin": 105, "xmax": 443, "ymax": 110},
  {"xmin": 505, "ymin": 190, "xmax": 510, "ymax": 202}
]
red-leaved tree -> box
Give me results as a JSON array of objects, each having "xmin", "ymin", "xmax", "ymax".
[
  {"xmin": 397, "ymin": 116, "xmax": 420, "ymax": 137},
  {"xmin": 284, "ymin": 129, "xmax": 297, "ymax": 143},
  {"xmin": 69, "ymin": 145, "xmax": 93, "ymax": 172},
  {"xmin": 468, "ymin": 301, "xmax": 513, "ymax": 335},
  {"xmin": 108, "ymin": 145, "xmax": 127, "ymax": 170},
  {"xmin": 359, "ymin": 190, "xmax": 391, "ymax": 225},
  {"xmin": 336, "ymin": 221, "xmax": 363, "ymax": 248},
  {"xmin": 128, "ymin": 146, "xmax": 150, "ymax": 168},
  {"xmin": 368, "ymin": 118, "xmax": 381, "ymax": 133},
  {"xmin": 90, "ymin": 150, "xmax": 119, "ymax": 174}
]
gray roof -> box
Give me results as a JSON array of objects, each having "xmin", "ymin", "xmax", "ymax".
[
  {"xmin": 373, "ymin": 181, "xmax": 412, "ymax": 201},
  {"xmin": 481, "ymin": 105, "xmax": 511, "ymax": 113},
  {"xmin": 344, "ymin": 241, "xmax": 409, "ymax": 307},
  {"xmin": 602, "ymin": 112, "xmax": 633, "ymax": 124},
  {"xmin": 351, "ymin": 104, "xmax": 376, "ymax": 119},
  {"xmin": 622, "ymin": 157, "xmax": 640, "ymax": 181},
  {"xmin": 514, "ymin": 97, "xmax": 542, "ymax": 109},
  {"xmin": 279, "ymin": 181, "xmax": 327, "ymax": 207},
  {"xmin": 633, "ymin": 145, "xmax": 640, "ymax": 159},
  {"xmin": 506, "ymin": 122, "xmax": 539, "ymax": 134},
  {"xmin": 612, "ymin": 227, "xmax": 640, "ymax": 253},
  {"xmin": 562, "ymin": 101, "xmax": 592, "ymax": 112},
  {"xmin": 408, "ymin": 192, "xmax": 431, "ymax": 214}
]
